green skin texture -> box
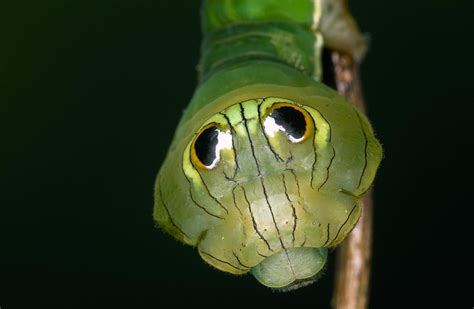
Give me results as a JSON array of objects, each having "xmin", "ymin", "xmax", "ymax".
[{"xmin": 154, "ymin": 0, "xmax": 382, "ymax": 290}]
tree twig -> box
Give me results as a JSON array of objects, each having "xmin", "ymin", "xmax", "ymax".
[{"xmin": 331, "ymin": 51, "xmax": 373, "ymax": 309}]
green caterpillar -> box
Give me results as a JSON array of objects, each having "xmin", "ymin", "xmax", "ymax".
[{"xmin": 154, "ymin": 0, "xmax": 382, "ymax": 290}]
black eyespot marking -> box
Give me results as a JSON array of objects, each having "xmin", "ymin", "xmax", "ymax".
[
  {"xmin": 263, "ymin": 103, "xmax": 313, "ymax": 144},
  {"xmin": 194, "ymin": 126, "xmax": 219, "ymax": 167},
  {"xmin": 270, "ymin": 106, "xmax": 307, "ymax": 140}
]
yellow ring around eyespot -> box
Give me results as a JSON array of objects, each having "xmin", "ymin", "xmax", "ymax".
[
  {"xmin": 263, "ymin": 102, "xmax": 314, "ymax": 144},
  {"xmin": 190, "ymin": 122, "xmax": 219, "ymax": 170}
]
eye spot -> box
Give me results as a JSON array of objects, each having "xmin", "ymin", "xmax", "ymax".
[
  {"xmin": 263, "ymin": 104, "xmax": 312, "ymax": 143},
  {"xmin": 191, "ymin": 124, "xmax": 232, "ymax": 170},
  {"xmin": 194, "ymin": 126, "xmax": 219, "ymax": 167}
]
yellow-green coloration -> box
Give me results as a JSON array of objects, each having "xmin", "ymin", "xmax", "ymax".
[
  {"xmin": 154, "ymin": 0, "xmax": 382, "ymax": 290},
  {"xmin": 155, "ymin": 88, "xmax": 381, "ymax": 289}
]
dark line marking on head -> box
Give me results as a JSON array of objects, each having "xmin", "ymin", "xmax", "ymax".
[
  {"xmin": 322, "ymin": 223, "xmax": 331, "ymax": 246},
  {"xmin": 260, "ymin": 178, "xmax": 286, "ymax": 250},
  {"xmin": 329, "ymin": 204, "xmax": 357, "ymax": 247},
  {"xmin": 300, "ymin": 233, "xmax": 307, "ymax": 247},
  {"xmin": 223, "ymin": 171, "xmax": 237, "ymax": 183},
  {"xmin": 309, "ymin": 113, "xmax": 318, "ymax": 189},
  {"xmin": 231, "ymin": 185, "xmax": 243, "ymax": 217},
  {"xmin": 241, "ymin": 185, "xmax": 274, "ymax": 252},
  {"xmin": 195, "ymin": 229, "xmax": 209, "ymax": 247},
  {"xmin": 181, "ymin": 168, "xmax": 224, "ymax": 220},
  {"xmin": 257, "ymin": 100, "xmax": 284, "ymax": 162},
  {"xmin": 285, "ymin": 151, "xmax": 294, "ymax": 166},
  {"xmin": 257, "ymin": 251, "xmax": 268, "ymax": 258},
  {"xmin": 233, "ymin": 251, "xmax": 251, "ymax": 268},
  {"xmin": 282, "ymin": 173, "xmax": 297, "ymax": 245},
  {"xmin": 220, "ymin": 111, "xmax": 240, "ymax": 179},
  {"xmin": 197, "ymin": 171, "xmax": 229, "ymax": 214},
  {"xmin": 313, "ymin": 110, "xmax": 334, "ymax": 189},
  {"xmin": 355, "ymin": 111, "xmax": 369, "ymax": 190},
  {"xmin": 318, "ymin": 145, "xmax": 336, "ymax": 191},
  {"xmin": 200, "ymin": 251, "xmax": 248, "ymax": 272},
  {"xmin": 189, "ymin": 150, "xmax": 229, "ymax": 215},
  {"xmin": 188, "ymin": 186, "xmax": 224, "ymax": 220},
  {"xmin": 287, "ymin": 168, "xmax": 310, "ymax": 213},
  {"xmin": 157, "ymin": 181, "xmax": 191, "ymax": 240},
  {"xmin": 288, "ymin": 169, "xmax": 302, "ymax": 198},
  {"xmin": 239, "ymin": 103, "xmax": 262, "ymax": 176}
]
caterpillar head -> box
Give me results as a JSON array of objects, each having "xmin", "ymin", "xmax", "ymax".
[{"xmin": 154, "ymin": 88, "xmax": 382, "ymax": 290}]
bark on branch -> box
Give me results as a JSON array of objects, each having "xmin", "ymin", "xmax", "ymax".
[{"xmin": 331, "ymin": 51, "xmax": 373, "ymax": 309}]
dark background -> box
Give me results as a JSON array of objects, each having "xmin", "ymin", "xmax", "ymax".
[{"xmin": 1, "ymin": 0, "xmax": 472, "ymax": 308}]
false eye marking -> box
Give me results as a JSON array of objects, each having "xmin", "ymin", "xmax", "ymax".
[
  {"xmin": 264, "ymin": 105, "xmax": 308, "ymax": 143},
  {"xmin": 258, "ymin": 97, "xmax": 335, "ymax": 190},
  {"xmin": 259, "ymin": 98, "xmax": 315, "ymax": 164},
  {"xmin": 260, "ymin": 100, "xmax": 313, "ymax": 144},
  {"xmin": 182, "ymin": 113, "xmax": 234, "ymax": 219},
  {"xmin": 191, "ymin": 124, "xmax": 233, "ymax": 170},
  {"xmin": 183, "ymin": 113, "xmax": 233, "ymax": 188}
]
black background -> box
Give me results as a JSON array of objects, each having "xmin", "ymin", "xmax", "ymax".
[{"xmin": 1, "ymin": 0, "xmax": 472, "ymax": 308}]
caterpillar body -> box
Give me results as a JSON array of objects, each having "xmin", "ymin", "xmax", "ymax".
[{"xmin": 154, "ymin": 0, "xmax": 382, "ymax": 290}]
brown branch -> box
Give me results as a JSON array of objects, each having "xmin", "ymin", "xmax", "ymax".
[{"xmin": 331, "ymin": 51, "xmax": 373, "ymax": 309}]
